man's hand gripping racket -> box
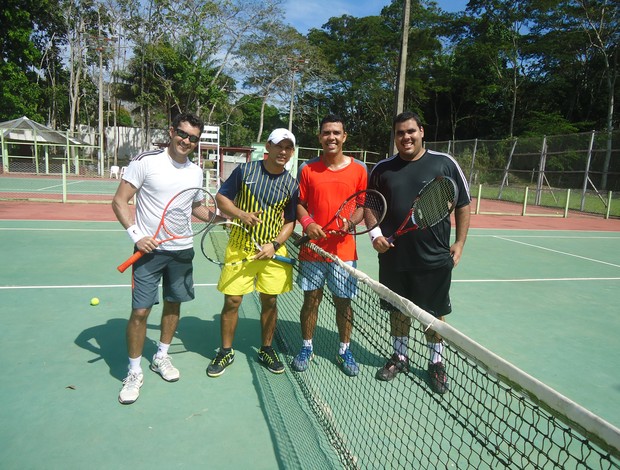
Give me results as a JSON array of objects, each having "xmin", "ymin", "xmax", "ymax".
[
  {"xmin": 201, "ymin": 220, "xmax": 295, "ymax": 266},
  {"xmin": 117, "ymin": 187, "xmax": 217, "ymax": 273},
  {"xmin": 385, "ymin": 176, "xmax": 458, "ymax": 244},
  {"xmin": 295, "ymin": 189, "xmax": 387, "ymax": 246}
]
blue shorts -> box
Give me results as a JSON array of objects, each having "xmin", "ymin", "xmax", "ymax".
[
  {"xmin": 296, "ymin": 260, "xmax": 358, "ymax": 299},
  {"xmin": 131, "ymin": 248, "xmax": 195, "ymax": 309}
]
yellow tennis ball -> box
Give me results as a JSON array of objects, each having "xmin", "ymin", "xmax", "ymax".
[{"xmin": 90, "ymin": 297, "xmax": 100, "ymax": 306}]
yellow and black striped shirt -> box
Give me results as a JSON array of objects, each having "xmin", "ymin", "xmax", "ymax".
[{"xmin": 218, "ymin": 160, "xmax": 298, "ymax": 249}]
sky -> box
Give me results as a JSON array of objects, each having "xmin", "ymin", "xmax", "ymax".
[{"xmin": 284, "ymin": 0, "xmax": 469, "ymax": 34}]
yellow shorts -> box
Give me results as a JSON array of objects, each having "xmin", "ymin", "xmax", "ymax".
[{"xmin": 217, "ymin": 244, "xmax": 293, "ymax": 296}]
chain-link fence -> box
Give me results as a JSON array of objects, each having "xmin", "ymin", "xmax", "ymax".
[
  {"xmin": 1, "ymin": 127, "xmax": 618, "ymax": 217},
  {"xmin": 425, "ymin": 130, "xmax": 619, "ymax": 217}
]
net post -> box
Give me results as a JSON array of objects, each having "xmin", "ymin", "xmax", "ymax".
[
  {"xmin": 522, "ymin": 186, "xmax": 529, "ymax": 216},
  {"xmin": 563, "ymin": 188, "xmax": 570, "ymax": 218},
  {"xmin": 62, "ymin": 164, "xmax": 67, "ymax": 203},
  {"xmin": 475, "ymin": 184, "xmax": 482, "ymax": 214}
]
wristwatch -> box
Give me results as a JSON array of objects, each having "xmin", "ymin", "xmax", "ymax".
[{"xmin": 271, "ymin": 240, "xmax": 281, "ymax": 252}]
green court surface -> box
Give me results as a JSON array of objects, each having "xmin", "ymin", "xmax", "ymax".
[
  {"xmin": 0, "ymin": 175, "xmax": 119, "ymax": 196},
  {"xmin": 0, "ymin": 219, "xmax": 619, "ymax": 469}
]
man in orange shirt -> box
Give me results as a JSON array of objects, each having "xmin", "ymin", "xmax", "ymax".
[{"xmin": 292, "ymin": 114, "xmax": 368, "ymax": 376}]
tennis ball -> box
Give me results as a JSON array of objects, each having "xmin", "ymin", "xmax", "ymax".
[{"xmin": 90, "ymin": 297, "xmax": 100, "ymax": 306}]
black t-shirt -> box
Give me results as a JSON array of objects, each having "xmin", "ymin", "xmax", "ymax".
[{"xmin": 368, "ymin": 150, "xmax": 471, "ymax": 270}]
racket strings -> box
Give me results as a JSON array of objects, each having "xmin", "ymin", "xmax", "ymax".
[
  {"xmin": 190, "ymin": 198, "xmax": 217, "ymax": 234},
  {"xmin": 358, "ymin": 192, "xmax": 387, "ymax": 229},
  {"xmin": 164, "ymin": 189, "xmax": 216, "ymax": 238},
  {"xmin": 413, "ymin": 180, "xmax": 456, "ymax": 228},
  {"xmin": 163, "ymin": 200, "xmax": 194, "ymax": 238},
  {"xmin": 336, "ymin": 191, "xmax": 386, "ymax": 232},
  {"xmin": 336, "ymin": 198, "xmax": 361, "ymax": 231}
]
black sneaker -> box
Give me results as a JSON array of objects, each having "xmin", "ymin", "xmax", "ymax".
[
  {"xmin": 258, "ymin": 346, "xmax": 285, "ymax": 374},
  {"xmin": 428, "ymin": 361, "xmax": 449, "ymax": 394},
  {"xmin": 207, "ymin": 348, "xmax": 235, "ymax": 377},
  {"xmin": 376, "ymin": 353, "xmax": 409, "ymax": 381}
]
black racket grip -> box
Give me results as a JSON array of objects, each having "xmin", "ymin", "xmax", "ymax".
[{"xmin": 294, "ymin": 234, "xmax": 310, "ymax": 246}]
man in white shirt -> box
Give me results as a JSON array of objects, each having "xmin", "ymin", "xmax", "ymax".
[{"xmin": 112, "ymin": 113, "xmax": 204, "ymax": 404}]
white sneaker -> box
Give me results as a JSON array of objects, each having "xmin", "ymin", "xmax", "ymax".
[
  {"xmin": 150, "ymin": 354, "xmax": 180, "ymax": 382},
  {"xmin": 118, "ymin": 370, "xmax": 144, "ymax": 404}
]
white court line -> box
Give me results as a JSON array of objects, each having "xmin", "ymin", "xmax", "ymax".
[
  {"xmin": 470, "ymin": 234, "xmax": 620, "ymax": 239},
  {"xmin": 0, "ymin": 227, "xmax": 121, "ymax": 232},
  {"xmin": 454, "ymin": 277, "xmax": 620, "ymax": 283},
  {"xmin": 0, "ymin": 283, "xmax": 217, "ymax": 290},
  {"xmin": 494, "ymin": 235, "xmax": 620, "ymax": 268},
  {"xmin": 36, "ymin": 180, "xmax": 83, "ymax": 191}
]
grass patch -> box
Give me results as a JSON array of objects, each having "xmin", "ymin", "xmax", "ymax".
[{"xmin": 474, "ymin": 185, "xmax": 620, "ymax": 217}]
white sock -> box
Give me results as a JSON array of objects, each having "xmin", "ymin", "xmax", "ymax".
[
  {"xmin": 303, "ymin": 339, "xmax": 313, "ymax": 350},
  {"xmin": 339, "ymin": 342, "xmax": 350, "ymax": 355},
  {"xmin": 392, "ymin": 336, "xmax": 409, "ymax": 360},
  {"xmin": 427, "ymin": 342, "xmax": 444, "ymax": 364},
  {"xmin": 156, "ymin": 342, "xmax": 170, "ymax": 358},
  {"xmin": 129, "ymin": 356, "xmax": 142, "ymax": 374}
]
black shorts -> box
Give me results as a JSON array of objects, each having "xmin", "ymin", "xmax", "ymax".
[{"xmin": 378, "ymin": 261, "xmax": 453, "ymax": 318}]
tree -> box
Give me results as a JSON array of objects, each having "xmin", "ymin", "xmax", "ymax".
[
  {"xmin": 308, "ymin": 13, "xmax": 400, "ymax": 152},
  {"xmin": 464, "ymin": 0, "xmax": 535, "ymax": 138},
  {"xmin": 529, "ymin": 0, "xmax": 619, "ymax": 188},
  {"xmin": 236, "ymin": 23, "xmax": 328, "ymax": 142},
  {"xmin": 0, "ymin": 0, "xmax": 63, "ymax": 122}
]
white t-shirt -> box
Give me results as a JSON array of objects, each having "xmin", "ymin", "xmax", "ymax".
[{"xmin": 123, "ymin": 148, "xmax": 203, "ymax": 250}]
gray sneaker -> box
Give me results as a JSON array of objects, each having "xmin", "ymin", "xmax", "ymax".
[
  {"xmin": 428, "ymin": 361, "xmax": 449, "ymax": 394},
  {"xmin": 376, "ymin": 353, "xmax": 409, "ymax": 381},
  {"xmin": 118, "ymin": 369, "xmax": 144, "ymax": 404},
  {"xmin": 150, "ymin": 354, "xmax": 180, "ymax": 382}
]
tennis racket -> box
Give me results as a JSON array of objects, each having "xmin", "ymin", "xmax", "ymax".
[
  {"xmin": 117, "ymin": 187, "xmax": 217, "ymax": 273},
  {"xmin": 201, "ymin": 220, "xmax": 296, "ymax": 266},
  {"xmin": 386, "ymin": 176, "xmax": 458, "ymax": 244},
  {"xmin": 294, "ymin": 189, "xmax": 387, "ymax": 246}
]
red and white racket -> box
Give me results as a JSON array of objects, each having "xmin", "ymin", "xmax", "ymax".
[
  {"xmin": 117, "ymin": 187, "xmax": 217, "ymax": 273},
  {"xmin": 386, "ymin": 176, "xmax": 458, "ymax": 244},
  {"xmin": 295, "ymin": 189, "xmax": 387, "ymax": 246}
]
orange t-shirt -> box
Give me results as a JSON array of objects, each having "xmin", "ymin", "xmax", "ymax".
[{"xmin": 298, "ymin": 156, "xmax": 368, "ymax": 261}]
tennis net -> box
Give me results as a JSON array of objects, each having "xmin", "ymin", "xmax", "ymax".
[{"xmin": 245, "ymin": 234, "xmax": 620, "ymax": 469}]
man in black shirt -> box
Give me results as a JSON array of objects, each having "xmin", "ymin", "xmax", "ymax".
[{"xmin": 368, "ymin": 111, "xmax": 471, "ymax": 394}]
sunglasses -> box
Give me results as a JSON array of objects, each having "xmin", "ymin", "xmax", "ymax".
[{"xmin": 175, "ymin": 128, "xmax": 200, "ymax": 144}]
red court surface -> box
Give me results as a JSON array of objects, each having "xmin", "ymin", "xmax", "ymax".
[{"xmin": 1, "ymin": 200, "xmax": 619, "ymax": 232}]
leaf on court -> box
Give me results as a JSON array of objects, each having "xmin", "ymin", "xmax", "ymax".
[{"xmin": 65, "ymin": 385, "xmax": 76, "ymax": 390}]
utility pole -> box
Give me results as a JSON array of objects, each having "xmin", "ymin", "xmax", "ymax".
[
  {"xmin": 98, "ymin": 38, "xmax": 104, "ymax": 176},
  {"xmin": 287, "ymin": 57, "xmax": 309, "ymax": 132},
  {"xmin": 391, "ymin": 0, "xmax": 411, "ymax": 155},
  {"xmin": 90, "ymin": 11, "xmax": 117, "ymax": 175}
]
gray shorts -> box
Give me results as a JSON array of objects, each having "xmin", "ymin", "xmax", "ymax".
[{"xmin": 131, "ymin": 248, "xmax": 195, "ymax": 309}]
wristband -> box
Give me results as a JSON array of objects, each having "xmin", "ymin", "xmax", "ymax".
[
  {"xmin": 368, "ymin": 226, "xmax": 383, "ymax": 242},
  {"xmin": 300, "ymin": 215, "xmax": 316, "ymax": 231},
  {"xmin": 127, "ymin": 224, "xmax": 145, "ymax": 244}
]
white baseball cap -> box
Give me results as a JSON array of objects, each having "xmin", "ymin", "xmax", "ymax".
[{"xmin": 268, "ymin": 128, "xmax": 296, "ymax": 146}]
